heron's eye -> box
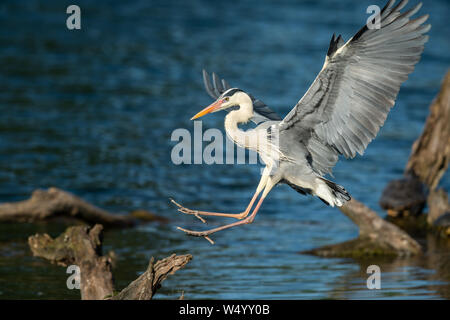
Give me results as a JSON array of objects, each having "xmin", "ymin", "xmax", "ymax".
[{"xmin": 223, "ymin": 97, "xmax": 229, "ymax": 102}]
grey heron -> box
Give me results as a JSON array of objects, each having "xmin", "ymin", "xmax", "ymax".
[{"xmin": 173, "ymin": 0, "xmax": 430, "ymax": 242}]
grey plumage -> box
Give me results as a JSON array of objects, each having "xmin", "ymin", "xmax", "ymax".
[
  {"xmin": 279, "ymin": 0, "xmax": 430, "ymax": 177},
  {"xmin": 201, "ymin": 0, "xmax": 430, "ymax": 206},
  {"xmin": 174, "ymin": 0, "xmax": 431, "ymax": 241}
]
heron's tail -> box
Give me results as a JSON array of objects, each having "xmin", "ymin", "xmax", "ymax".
[{"xmin": 316, "ymin": 178, "xmax": 351, "ymax": 207}]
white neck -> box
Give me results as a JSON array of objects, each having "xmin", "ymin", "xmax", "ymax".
[
  {"xmin": 224, "ymin": 95, "xmax": 254, "ymax": 148},
  {"xmin": 223, "ymin": 94, "xmax": 283, "ymax": 164}
]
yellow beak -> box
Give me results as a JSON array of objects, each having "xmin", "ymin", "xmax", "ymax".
[{"xmin": 191, "ymin": 99, "xmax": 224, "ymax": 120}]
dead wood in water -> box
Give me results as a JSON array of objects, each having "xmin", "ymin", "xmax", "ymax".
[
  {"xmin": 112, "ymin": 254, "xmax": 192, "ymax": 300},
  {"xmin": 28, "ymin": 224, "xmax": 192, "ymax": 300},
  {"xmin": 428, "ymin": 189, "xmax": 450, "ymax": 236},
  {"xmin": 405, "ymin": 72, "xmax": 450, "ymax": 190},
  {"xmin": 303, "ymin": 199, "xmax": 422, "ymax": 258},
  {"xmin": 380, "ymin": 71, "xmax": 450, "ymax": 218},
  {"xmin": 0, "ymin": 187, "xmax": 166, "ymax": 227},
  {"xmin": 428, "ymin": 189, "xmax": 450, "ymax": 225},
  {"xmin": 29, "ymin": 224, "xmax": 114, "ymax": 299}
]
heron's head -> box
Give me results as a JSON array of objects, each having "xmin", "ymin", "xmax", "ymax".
[{"xmin": 191, "ymin": 88, "xmax": 251, "ymax": 120}]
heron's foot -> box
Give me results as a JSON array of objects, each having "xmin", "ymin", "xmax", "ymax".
[
  {"xmin": 170, "ymin": 198, "xmax": 201, "ymax": 215},
  {"xmin": 176, "ymin": 226, "xmax": 215, "ymax": 244},
  {"xmin": 176, "ymin": 215, "xmax": 254, "ymax": 245},
  {"xmin": 170, "ymin": 199, "xmax": 207, "ymax": 223},
  {"xmin": 176, "ymin": 226, "xmax": 214, "ymax": 237}
]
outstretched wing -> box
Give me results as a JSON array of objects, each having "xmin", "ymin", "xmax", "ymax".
[
  {"xmin": 202, "ymin": 70, "xmax": 282, "ymax": 124},
  {"xmin": 279, "ymin": 0, "xmax": 430, "ymax": 176}
]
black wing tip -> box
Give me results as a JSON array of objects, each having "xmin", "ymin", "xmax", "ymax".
[
  {"xmin": 327, "ymin": 33, "xmax": 344, "ymax": 57},
  {"xmin": 351, "ymin": 0, "xmax": 427, "ymax": 43},
  {"xmin": 327, "ymin": 33, "xmax": 336, "ymax": 56}
]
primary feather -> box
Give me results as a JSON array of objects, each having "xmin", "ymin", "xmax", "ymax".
[
  {"xmin": 201, "ymin": 0, "xmax": 430, "ymax": 206},
  {"xmin": 278, "ymin": 0, "xmax": 430, "ymax": 176}
]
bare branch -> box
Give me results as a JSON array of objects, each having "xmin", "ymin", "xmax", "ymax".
[{"xmin": 113, "ymin": 254, "xmax": 192, "ymax": 300}]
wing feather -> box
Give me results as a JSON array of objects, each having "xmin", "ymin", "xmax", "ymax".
[{"xmin": 279, "ymin": 0, "xmax": 430, "ymax": 175}]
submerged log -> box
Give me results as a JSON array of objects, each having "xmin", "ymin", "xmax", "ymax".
[
  {"xmin": 28, "ymin": 224, "xmax": 192, "ymax": 300},
  {"xmin": 380, "ymin": 71, "xmax": 450, "ymax": 217},
  {"xmin": 303, "ymin": 199, "xmax": 422, "ymax": 258},
  {"xmin": 0, "ymin": 187, "xmax": 166, "ymax": 227}
]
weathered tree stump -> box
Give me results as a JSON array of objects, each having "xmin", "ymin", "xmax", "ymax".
[
  {"xmin": 112, "ymin": 254, "xmax": 192, "ymax": 300},
  {"xmin": 405, "ymin": 72, "xmax": 450, "ymax": 190},
  {"xmin": 380, "ymin": 71, "xmax": 450, "ymax": 218},
  {"xmin": 428, "ymin": 189, "xmax": 450, "ymax": 225},
  {"xmin": 428, "ymin": 189, "xmax": 450, "ymax": 237},
  {"xmin": 29, "ymin": 224, "xmax": 114, "ymax": 299},
  {"xmin": 0, "ymin": 187, "xmax": 165, "ymax": 227},
  {"xmin": 28, "ymin": 224, "xmax": 192, "ymax": 300}
]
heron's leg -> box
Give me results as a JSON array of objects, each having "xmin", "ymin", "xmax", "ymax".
[
  {"xmin": 172, "ymin": 168, "xmax": 270, "ymax": 220},
  {"xmin": 177, "ymin": 176, "xmax": 276, "ymax": 238}
]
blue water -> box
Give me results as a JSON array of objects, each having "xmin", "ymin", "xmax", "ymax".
[{"xmin": 0, "ymin": 0, "xmax": 449, "ymax": 299}]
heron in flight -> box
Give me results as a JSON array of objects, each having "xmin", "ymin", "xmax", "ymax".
[{"xmin": 173, "ymin": 0, "xmax": 430, "ymax": 243}]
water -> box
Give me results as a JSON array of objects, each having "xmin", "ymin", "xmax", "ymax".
[{"xmin": 0, "ymin": 0, "xmax": 449, "ymax": 299}]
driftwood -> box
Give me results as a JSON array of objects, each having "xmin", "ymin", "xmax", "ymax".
[
  {"xmin": 428, "ymin": 189, "xmax": 450, "ymax": 225},
  {"xmin": 112, "ymin": 254, "xmax": 192, "ymax": 300},
  {"xmin": 0, "ymin": 187, "xmax": 166, "ymax": 227},
  {"xmin": 303, "ymin": 199, "xmax": 421, "ymax": 257},
  {"xmin": 428, "ymin": 189, "xmax": 450, "ymax": 236},
  {"xmin": 380, "ymin": 71, "xmax": 450, "ymax": 217},
  {"xmin": 29, "ymin": 224, "xmax": 114, "ymax": 299},
  {"xmin": 28, "ymin": 224, "xmax": 192, "ymax": 300},
  {"xmin": 405, "ymin": 71, "xmax": 450, "ymax": 190}
]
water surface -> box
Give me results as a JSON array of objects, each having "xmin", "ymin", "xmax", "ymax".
[{"xmin": 0, "ymin": 0, "xmax": 449, "ymax": 299}]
